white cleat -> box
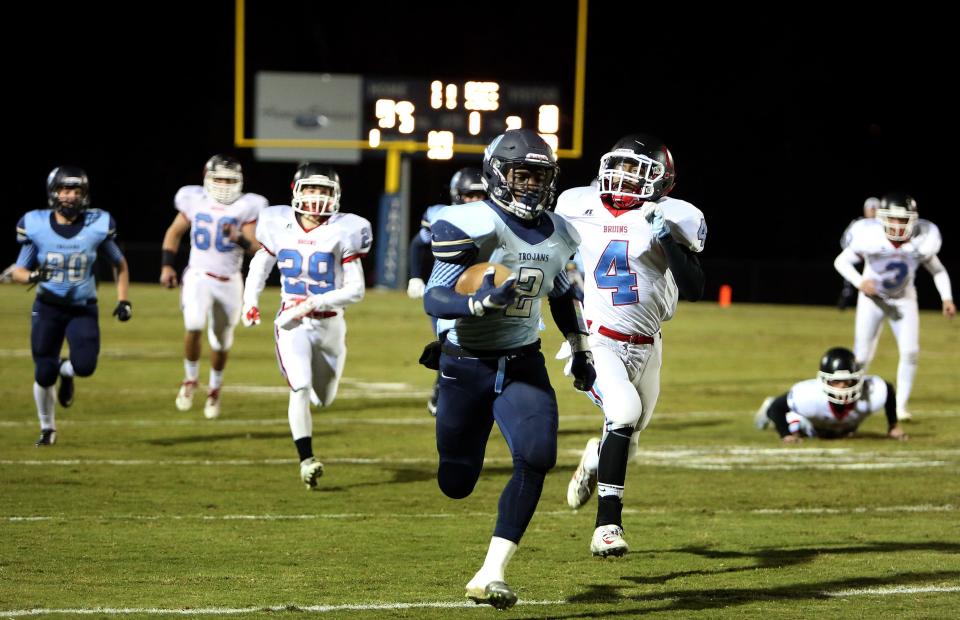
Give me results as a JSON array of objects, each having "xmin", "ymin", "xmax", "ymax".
[
  {"xmin": 567, "ymin": 437, "xmax": 599, "ymax": 509},
  {"xmin": 203, "ymin": 389, "xmax": 221, "ymax": 419},
  {"xmin": 754, "ymin": 396, "xmax": 774, "ymax": 430},
  {"xmin": 175, "ymin": 380, "xmax": 197, "ymax": 411},
  {"xmin": 300, "ymin": 457, "xmax": 324, "ymax": 490},
  {"xmin": 896, "ymin": 409, "xmax": 913, "ymax": 422},
  {"xmin": 591, "ymin": 524, "xmax": 629, "ymax": 557},
  {"xmin": 465, "ymin": 579, "xmax": 517, "ymax": 610}
]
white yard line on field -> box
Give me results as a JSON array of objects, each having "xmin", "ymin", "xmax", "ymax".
[
  {"xmin": 0, "ymin": 599, "xmax": 567, "ymax": 617},
  {"xmin": 826, "ymin": 585, "xmax": 960, "ymax": 597},
  {"xmin": 5, "ymin": 504, "xmax": 955, "ymax": 523}
]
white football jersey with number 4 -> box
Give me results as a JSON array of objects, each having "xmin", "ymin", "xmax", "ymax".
[
  {"xmin": 845, "ymin": 218, "xmax": 942, "ymax": 300},
  {"xmin": 175, "ymin": 186, "xmax": 267, "ymax": 276},
  {"xmin": 254, "ymin": 206, "xmax": 373, "ymax": 310},
  {"xmin": 555, "ymin": 186, "xmax": 706, "ymax": 337}
]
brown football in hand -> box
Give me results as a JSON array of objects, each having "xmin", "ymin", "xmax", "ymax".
[{"xmin": 455, "ymin": 262, "xmax": 514, "ymax": 295}]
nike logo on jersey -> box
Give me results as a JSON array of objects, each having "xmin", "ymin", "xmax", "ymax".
[{"xmin": 604, "ymin": 225, "xmax": 629, "ymax": 233}]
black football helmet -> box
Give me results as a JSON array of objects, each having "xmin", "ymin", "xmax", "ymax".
[
  {"xmin": 291, "ymin": 162, "xmax": 341, "ymax": 216},
  {"xmin": 817, "ymin": 347, "xmax": 864, "ymax": 405},
  {"xmin": 449, "ymin": 167, "xmax": 486, "ymax": 204},
  {"xmin": 598, "ymin": 133, "xmax": 675, "ymax": 209},
  {"xmin": 203, "ymin": 154, "xmax": 244, "ymax": 204},
  {"xmin": 46, "ymin": 165, "xmax": 90, "ymax": 219},
  {"xmin": 482, "ymin": 129, "xmax": 559, "ymax": 220},
  {"xmin": 876, "ymin": 192, "xmax": 918, "ymax": 242}
]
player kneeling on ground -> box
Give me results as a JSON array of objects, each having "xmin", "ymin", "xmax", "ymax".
[{"xmin": 754, "ymin": 347, "xmax": 908, "ymax": 443}]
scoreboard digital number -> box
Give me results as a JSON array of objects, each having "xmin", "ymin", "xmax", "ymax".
[{"xmin": 363, "ymin": 78, "xmax": 565, "ymax": 159}]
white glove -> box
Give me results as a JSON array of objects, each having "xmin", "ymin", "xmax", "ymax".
[
  {"xmin": 407, "ymin": 277, "xmax": 426, "ymax": 299},
  {"xmin": 274, "ymin": 297, "xmax": 321, "ymax": 330},
  {"xmin": 639, "ymin": 203, "xmax": 661, "ymax": 222},
  {"xmin": 241, "ymin": 303, "xmax": 261, "ymax": 327}
]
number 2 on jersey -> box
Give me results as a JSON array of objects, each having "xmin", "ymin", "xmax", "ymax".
[
  {"xmin": 594, "ymin": 240, "xmax": 638, "ymax": 305},
  {"xmin": 504, "ymin": 267, "xmax": 544, "ymax": 318},
  {"xmin": 277, "ymin": 249, "xmax": 335, "ymax": 295}
]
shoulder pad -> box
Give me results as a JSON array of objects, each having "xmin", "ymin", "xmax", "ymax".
[
  {"xmin": 913, "ymin": 219, "xmax": 942, "ymax": 259},
  {"xmin": 659, "ymin": 197, "xmax": 706, "ymax": 253},
  {"xmin": 554, "ymin": 186, "xmax": 596, "ymax": 217},
  {"xmin": 335, "ymin": 213, "xmax": 374, "ymax": 258}
]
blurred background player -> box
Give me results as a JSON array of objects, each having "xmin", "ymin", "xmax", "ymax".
[
  {"xmin": 242, "ymin": 163, "xmax": 372, "ymax": 489},
  {"xmin": 13, "ymin": 166, "xmax": 132, "ymax": 446},
  {"xmin": 407, "ymin": 166, "xmax": 486, "ymax": 414},
  {"xmin": 423, "ymin": 129, "xmax": 594, "ymax": 609},
  {"xmin": 834, "ymin": 192, "xmax": 954, "ymax": 421},
  {"xmin": 556, "ymin": 133, "xmax": 705, "ymax": 557},
  {"xmin": 837, "ymin": 197, "xmax": 880, "ymax": 310},
  {"xmin": 160, "ymin": 155, "xmax": 266, "ymax": 419},
  {"xmin": 755, "ymin": 347, "xmax": 907, "ymax": 442}
]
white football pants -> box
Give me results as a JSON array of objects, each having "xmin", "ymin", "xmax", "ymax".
[
  {"xmin": 853, "ymin": 291, "xmax": 919, "ymax": 412},
  {"xmin": 180, "ymin": 268, "xmax": 242, "ymax": 351}
]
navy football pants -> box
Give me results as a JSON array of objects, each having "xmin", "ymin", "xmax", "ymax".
[
  {"xmin": 31, "ymin": 299, "xmax": 100, "ymax": 387},
  {"xmin": 435, "ymin": 350, "xmax": 558, "ymax": 543}
]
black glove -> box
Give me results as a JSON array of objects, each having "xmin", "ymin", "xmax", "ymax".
[
  {"xmin": 27, "ymin": 265, "xmax": 54, "ymax": 285},
  {"xmin": 113, "ymin": 300, "xmax": 132, "ymax": 322},
  {"xmin": 570, "ymin": 351, "xmax": 596, "ymax": 392},
  {"xmin": 419, "ymin": 340, "xmax": 442, "ymax": 370},
  {"xmin": 469, "ymin": 269, "xmax": 518, "ymax": 316}
]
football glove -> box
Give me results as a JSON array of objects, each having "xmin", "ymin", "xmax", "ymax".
[
  {"xmin": 27, "ymin": 265, "xmax": 54, "ymax": 287},
  {"xmin": 468, "ymin": 268, "xmax": 518, "ymax": 316},
  {"xmin": 113, "ymin": 300, "xmax": 133, "ymax": 322},
  {"xmin": 407, "ymin": 277, "xmax": 426, "ymax": 299},
  {"xmin": 570, "ymin": 351, "xmax": 596, "ymax": 392},
  {"xmin": 241, "ymin": 303, "xmax": 261, "ymax": 327}
]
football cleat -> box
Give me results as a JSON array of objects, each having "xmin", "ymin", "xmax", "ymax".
[
  {"xmin": 203, "ymin": 388, "xmax": 221, "ymax": 419},
  {"xmin": 300, "ymin": 457, "xmax": 324, "ymax": 490},
  {"xmin": 35, "ymin": 429, "xmax": 57, "ymax": 447},
  {"xmin": 175, "ymin": 380, "xmax": 198, "ymax": 411},
  {"xmin": 567, "ymin": 437, "xmax": 600, "ymax": 509},
  {"xmin": 57, "ymin": 359, "xmax": 74, "ymax": 408},
  {"xmin": 754, "ymin": 396, "xmax": 774, "ymax": 430},
  {"xmin": 466, "ymin": 580, "xmax": 517, "ymax": 610},
  {"xmin": 591, "ymin": 524, "xmax": 629, "ymax": 557},
  {"xmin": 896, "ymin": 409, "xmax": 913, "ymax": 422}
]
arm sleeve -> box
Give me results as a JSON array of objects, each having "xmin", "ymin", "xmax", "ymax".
[
  {"xmin": 99, "ymin": 238, "xmax": 126, "ymax": 266},
  {"xmin": 922, "ymin": 255, "xmax": 954, "ymax": 301},
  {"xmin": 766, "ymin": 393, "xmax": 792, "ymax": 438},
  {"xmin": 423, "ymin": 260, "xmax": 473, "ymax": 319},
  {"xmin": 16, "ymin": 243, "xmax": 38, "ymax": 269},
  {"xmin": 408, "ymin": 232, "xmax": 431, "ymax": 279},
  {"xmin": 312, "ymin": 260, "xmax": 365, "ymax": 308},
  {"xmin": 243, "ymin": 248, "xmax": 277, "ymax": 306},
  {"xmin": 660, "ymin": 235, "xmax": 705, "ymax": 301},
  {"xmin": 883, "ymin": 381, "xmax": 898, "ymax": 431},
  {"xmin": 548, "ymin": 287, "xmax": 588, "ymax": 336},
  {"xmin": 834, "ymin": 248, "xmax": 864, "ymax": 289}
]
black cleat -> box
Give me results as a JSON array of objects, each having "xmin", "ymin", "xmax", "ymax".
[
  {"xmin": 35, "ymin": 429, "xmax": 57, "ymax": 446},
  {"xmin": 57, "ymin": 359, "xmax": 74, "ymax": 408},
  {"xmin": 467, "ymin": 581, "xmax": 518, "ymax": 610}
]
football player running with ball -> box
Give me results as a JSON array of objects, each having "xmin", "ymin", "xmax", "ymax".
[
  {"xmin": 241, "ymin": 163, "xmax": 372, "ymax": 490},
  {"xmin": 833, "ymin": 192, "xmax": 954, "ymax": 421},
  {"xmin": 555, "ymin": 134, "xmax": 705, "ymax": 558},
  {"xmin": 423, "ymin": 129, "xmax": 595, "ymax": 609}
]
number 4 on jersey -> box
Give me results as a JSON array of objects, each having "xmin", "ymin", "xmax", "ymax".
[{"xmin": 594, "ymin": 240, "xmax": 638, "ymax": 305}]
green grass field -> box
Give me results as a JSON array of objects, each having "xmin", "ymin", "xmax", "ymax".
[{"xmin": 1, "ymin": 283, "xmax": 958, "ymax": 619}]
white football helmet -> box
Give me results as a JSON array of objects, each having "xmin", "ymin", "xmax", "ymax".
[
  {"xmin": 876, "ymin": 192, "xmax": 918, "ymax": 242},
  {"xmin": 291, "ymin": 163, "xmax": 341, "ymax": 216},
  {"xmin": 203, "ymin": 155, "xmax": 243, "ymax": 205}
]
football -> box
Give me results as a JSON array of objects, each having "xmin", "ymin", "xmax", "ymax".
[{"xmin": 455, "ymin": 262, "xmax": 513, "ymax": 295}]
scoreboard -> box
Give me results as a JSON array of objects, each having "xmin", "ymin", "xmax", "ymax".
[{"xmin": 364, "ymin": 78, "xmax": 565, "ymax": 159}]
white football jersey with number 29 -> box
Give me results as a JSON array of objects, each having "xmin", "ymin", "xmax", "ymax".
[{"xmin": 555, "ymin": 186, "xmax": 706, "ymax": 337}]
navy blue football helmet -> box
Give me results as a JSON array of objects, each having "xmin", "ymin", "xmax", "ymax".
[
  {"xmin": 449, "ymin": 167, "xmax": 486, "ymax": 204},
  {"xmin": 482, "ymin": 129, "xmax": 558, "ymax": 220},
  {"xmin": 46, "ymin": 166, "xmax": 90, "ymax": 219}
]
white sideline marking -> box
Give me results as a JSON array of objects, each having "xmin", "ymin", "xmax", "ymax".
[
  {"xmin": 826, "ymin": 585, "xmax": 960, "ymax": 597},
  {"xmin": 0, "ymin": 599, "xmax": 566, "ymax": 617},
  {"xmin": 6, "ymin": 504, "xmax": 955, "ymax": 523}
]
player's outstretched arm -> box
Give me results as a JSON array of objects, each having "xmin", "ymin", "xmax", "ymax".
[
  {"xmin": 423, "ymin": 263, "xmax": 517, "ymax": 319},
  {"xmin": 921, "ymin": 255, "xmax": 955, "ymax": 318},
  {"xmin": 309, "ymin": 260, "xmax": 366, "ymax": 309},
  {"xmin": 763, "ymin": 393, "xmax": 794, "ymax": 439},
  {"xmin": 242, "ymin": 248, "xmax": 277, "ymax": 327}
]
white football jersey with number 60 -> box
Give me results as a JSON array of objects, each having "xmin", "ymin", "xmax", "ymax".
[
  {"xmin": 175, "ymin": 185, "xmax": 267, "ymax": 277},
  {"xmin": 555, "ymin": 186, "xmax": 706, "ymax": 337}
]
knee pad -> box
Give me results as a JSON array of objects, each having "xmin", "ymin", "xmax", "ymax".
[
  {"xmin": 34, "ymin": 361, "xmax": 59, "ymax": 387},
  {"xmin": 902, "ymin": 350, "xmax": 919, "ymax": 365},
  {"xmin": 437, "ymin": 462, "xmax": 479, "ymax": 499}
]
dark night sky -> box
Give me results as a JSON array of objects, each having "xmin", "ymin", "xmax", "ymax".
[{"xmin": 7, "ymin": 2, "xmax": 956, "ymax": 304}]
